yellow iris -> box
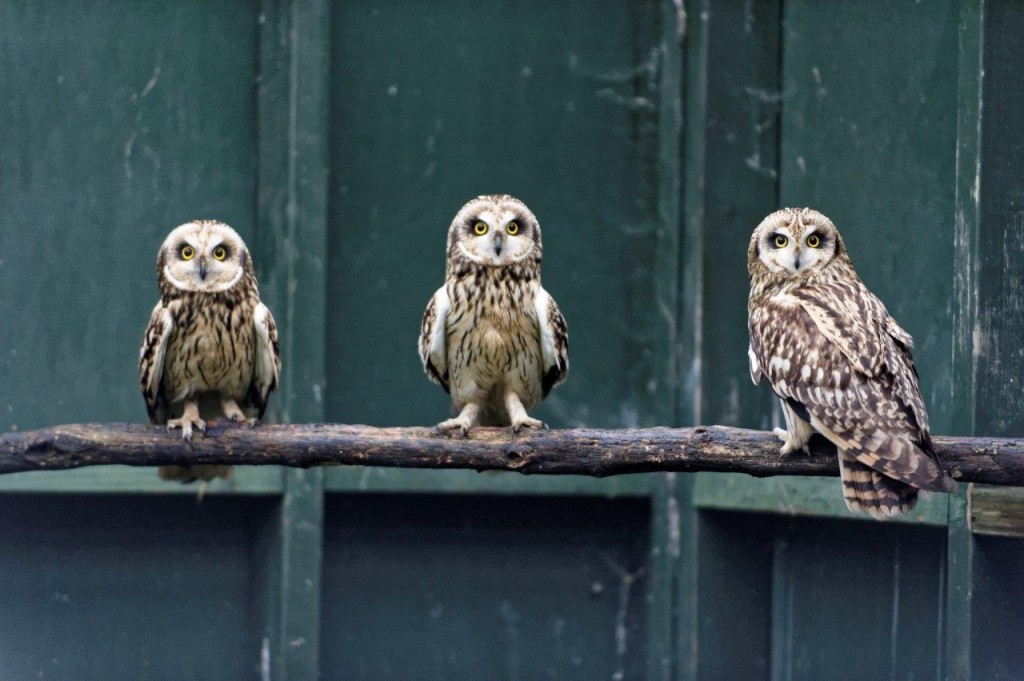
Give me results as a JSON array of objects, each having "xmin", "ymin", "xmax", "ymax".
[
  {"xmin": 506, "ymin": 221, "xmax": 520, "ymax": 236},
  {"xmin": 773, "ymin": 235, "xmax": 788, "ymax": 248},
  {"xmin": 806, "ymin": 234, "xmax": 821, "ymax": 248},
  {"xmin": 473, "ymin": 221, "xmax": 488, "ymax": 236},
  {"xmin": 213, "ymin": 246, "xmax": 227, "ymax": 261},
  {"xmin": 181, "ymin": 245, "xmax": 195, "ymax": 260}
]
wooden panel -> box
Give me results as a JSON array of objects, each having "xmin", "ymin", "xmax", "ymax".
[
  {"xmin": 325, "ymin": 0, "xmax": 669, "ymax": 429},
  {"xmin": 770, "ymin": 518, "xmax": 946, "ymax": 681},
  {"xmin": 0, "ymin": 495, "xmax": 274, "ymax": 681},
  {"xmin": 0, "ymin": 0, "xmax": 258, "ymax": 433},
  {"xmin": 320, "ymin": 494, "xmax": 650, "ymax": 679}
]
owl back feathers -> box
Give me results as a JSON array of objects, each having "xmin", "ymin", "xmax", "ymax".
[{"xmin": 749, "ymin": 267, "xmax": 954, "ymax": 517}]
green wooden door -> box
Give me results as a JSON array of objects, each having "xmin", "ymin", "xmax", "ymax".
[{"xmin": 1, "ymin": 1, "xmax": 1021, "ymax": 679}]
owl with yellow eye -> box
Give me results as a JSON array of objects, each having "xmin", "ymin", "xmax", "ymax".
[
  {"xmin": 139, "ymin": 220, "xmax": 280, "ymax": 483},
  {"xmin": 747, "ymin": 208, "xmax": 955, "ymax": 517},
  {"xmin": 419, "ymin": 195, "xmax": 569, "ymax": 435}
]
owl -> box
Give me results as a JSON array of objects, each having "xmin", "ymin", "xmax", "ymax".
[
  {"xmin": 139, "ymin": 220, "xmax": 281, "ymax": 483},
  {"xmin": 419, "ymin": 195, "xmax": 568, "ymax": 435},
  {"xmin": 747, "ymin": 208, "xmax": 955, "ymax": 518}
]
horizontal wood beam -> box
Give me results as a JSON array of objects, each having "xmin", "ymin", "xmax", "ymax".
[{"xmin": 0, "ymin": 423, "xmax": 1021, "ymax": 485}]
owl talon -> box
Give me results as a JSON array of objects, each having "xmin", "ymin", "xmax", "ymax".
[
  {"xmin": 167, "ymin": 416, "xmax": 206, "ymax": 441},
  {"xmin": 511, "ymin": 417, "xmax": 545, "ymax": 433},
  {"xmin": 433, "ymin": 420, "xmax": 471, "ymax": 438}
]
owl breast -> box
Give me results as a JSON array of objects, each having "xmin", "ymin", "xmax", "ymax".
[
  {"xmin": 163, "ymin": 294, "xmax": 255, "ymax": 403},
  {"xmin": 446, "ymin": 267, "xmax": 544, "ymax": 414}
]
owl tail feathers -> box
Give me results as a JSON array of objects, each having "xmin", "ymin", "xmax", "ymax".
[
  {"xmin": 158, "ymin": 465, "xmax": 234, "ymax": 484},
  {"xmin": 839, "ymin": 452, "xmax": 918, "ymax": 519}
]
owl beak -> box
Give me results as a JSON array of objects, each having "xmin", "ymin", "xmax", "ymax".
[
  {"xmin": 793, "ymin": 253, "xmax": 801, "ymax": 270},
  {"xmin": 198, "ymin": 259, "xmax": 208, "ymax": 281},
  {"xmin": 493, "ymin": 233, "xmax": 504, "ymax": 257}
]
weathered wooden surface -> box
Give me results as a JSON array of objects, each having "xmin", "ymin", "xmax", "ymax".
[
  {"xmin": 969, "ymin": 485, "xmax": 1024, "ymax": 537},
  {"xmin": 0, "ymin": 423, "xmax": 1021, "ymax": 485}
]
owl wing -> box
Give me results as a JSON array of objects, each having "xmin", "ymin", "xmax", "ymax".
[
  {"xmin": 249, "ymin": 302, "xmax": 281, "ymax": 419},
  {"xmin": 419, "ymin": 286, "xmax": 450, "ymax": 392},
  {"xmin": 534, "ymin": 287, "xmax": 569, "ymax": 397},
  {"xmin": 750, "ymin": 281, "xmax": 953, "ymax": 493},
  {"xmin": 139, "ymin": 302, "xmax": 173, "ymax": 424}
]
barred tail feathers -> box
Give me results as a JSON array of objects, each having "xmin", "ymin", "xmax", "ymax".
[{"xmin": 839, "ymin": 451, "xmax": 918, "ymax": 519}]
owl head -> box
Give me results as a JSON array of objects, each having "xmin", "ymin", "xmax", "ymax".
[
  {"xmin": 748, "ymin": 207, "xmax": 848, "ymax": 278},
  {"xmin": 158, "ymin": 220, "xmax": 253, "ymax": 293},
  {"xmin": 446, "ymin": 195, "xmax": 542, "ymax": 268}
]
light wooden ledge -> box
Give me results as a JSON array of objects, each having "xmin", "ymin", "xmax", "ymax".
[{"xmin": 0, "ymin": 423, "xmax": 1021, "ymax": 485}]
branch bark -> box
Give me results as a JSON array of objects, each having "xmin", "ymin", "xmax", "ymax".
[{"xmin": 0, "ymin": 423, "xmax": 1021, "ymax": 485}]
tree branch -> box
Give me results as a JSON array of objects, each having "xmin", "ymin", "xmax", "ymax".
[{"xmin": 0, "ymin": 423, "xmax": 1021, "ymax": 485}]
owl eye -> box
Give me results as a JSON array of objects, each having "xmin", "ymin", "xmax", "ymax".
[
  {"xmin": 473, "ymin": 221, "xmax": 489, "ymax": 236},
  {"xmin": 180, "ymin": 245, "xmax": 195, "ymax": 260},
  {"xmin": 213, "ymin": 246, "xmax": 228, "ymax": 261},
  {"xmin": 772, "ymin": 234, "xmax": 788, "ymax": 248},
  {"xmin": 506, "ymin": 221, "xmax": 520, "ymax": 236},
  {"xmin": 806, "ymin": 234, "xmax": 821, "ymax": 248}
]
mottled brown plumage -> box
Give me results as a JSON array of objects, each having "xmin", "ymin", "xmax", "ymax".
[
  {"xmin": 139, "ymin": 220, "xmax": 281, "ymax": 483},
  {"xmin": 419, "ymin": 195, "xmax": 568, "ymax": 435},
  {"xmin": 747, "ymin": 208, "xmax": 955, "ymax": 518}
]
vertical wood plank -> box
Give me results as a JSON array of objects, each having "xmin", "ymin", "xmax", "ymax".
[
  {"xmin": 672, "ymin": 2, "xmax": 709, "ymax": 679},
  {"xmin": 256, "ymin": 1, "xmax": 330, "ymax": 679},
  {"xmin": 946, "ymin": 1, "xmax": 984, "ymax": 679},
  {"xmin": 648, "ymin": 3, "xmax": 686, "ymax": 679}
]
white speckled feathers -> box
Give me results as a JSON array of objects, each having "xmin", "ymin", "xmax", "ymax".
[{"xmin": 747, "ymin": 208, "xmax": 954, "ymax": 518}]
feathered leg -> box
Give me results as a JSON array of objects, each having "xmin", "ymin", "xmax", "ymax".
[{"xmin": 773, "ymin": 398, "xmax": 814, "ymax": 455}]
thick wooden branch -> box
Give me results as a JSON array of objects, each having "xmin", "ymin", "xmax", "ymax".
[{"xmin": 0, "ymin": 423, "xmax": 1021, "ymax": 485}]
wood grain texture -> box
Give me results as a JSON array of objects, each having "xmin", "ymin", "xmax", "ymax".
[{"xmin": 0, "ymin": 423, "xmax": 1020, "ymax": 484}]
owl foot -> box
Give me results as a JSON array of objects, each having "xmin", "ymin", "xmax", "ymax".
[
  {"xmin": 221, "ymin": 398, "xmax": 247, "ymax": 423},
  {"xmin": 773, "ymin": 427, "xmax": 808, "ymax": 456},
  {"xmin": 167, "ymin": 400, "xmax": 206, "ymax": 442},
  {"xmin": 504, "ymin": 392, "xmax": 545, "ymax": 435},
  {"xmin": 511, "ymin": 416, "xmax": 546, "ymax": 434},
  {"xmin": 432, "ymin": 403, "xmax": 481, "ymax": 438},
  {"xmin": 432, "ymin": 419, "xmax": 470, "ymax": 438}
]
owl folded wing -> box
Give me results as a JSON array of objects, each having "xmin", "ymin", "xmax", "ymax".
[
  {"xmin": 751, "ymin": 290, "xmax": 952, "ymax": 493},
  {"xmin": 419, "ymin": 286, "xmax": 451, "ymax": 392},
  {"xmin": 249, "ymin": 302, "xmax": 281, "ymax": 419},
  {"xmin": 139, "ymin": 302, "xmax": 174, "ymax": 424},
  {"xmin": 534, "ymin": 287, "xmax": 569, "ymax": 397}
]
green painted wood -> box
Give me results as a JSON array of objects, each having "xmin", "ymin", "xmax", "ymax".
[
  {"xmin": 945, "ymin": 1, "xmax": 984, "ymax": 677},
  {"xmin": 647, "ymin": 2, "xmax": 686, "ymax": 678},
  {"xmin": 0, "ymin": 495, "xmax": 275, "ymax": 681},
  {"xmin": 765, "ymin": 4, "xmax": 961, "ymax": 678},
  {"xmin": 948, "ymin": 1, "xmax": 1024, "ymax": 678},
  {"xmin": 696, "ymin": 512, "xmax": 773, "ymax": 681},
  {"xmin": 673, "ymin": 0, "xmax": 711, "ymax": 678},
  {"xmin": 0, "ymin": 0, "xmax": 259, "ymax": 489},
  {"xmin": 324, "ymin": 0, "xmax": 671, "ymax": 431},
  {"xmin": 320, "ymin": 493, "xmax": 651, "ymax": 680},
  {"xmin": 695, "ymin": 473, "xmax": 949, "ymax": 526},
  {"xmin": 0, "ymin": 466, "xmax": 283, "ymax": 495},
  {"xmin": 770, "ymin": 518, "xmax": 947, "ymax": 681},
  {"xmin": 255, "ymin": 1, "xmax": 331, "ymax": 679},
  {"xmin": 324, "ymin": 467, "xmax": 654, "ymax": 497},
  {"xmin": 779, "ymin": 0, "xmax": 958, "ymax": 436}
]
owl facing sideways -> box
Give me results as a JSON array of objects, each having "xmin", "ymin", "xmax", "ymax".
[
  {"xmin": 419, "ymin": 195, "xmax": 568, "ymax": 435},
  {"xmin": 139, "ymin": 220, "xmax": 281, "ymax": 483},
  {"xmin": 747, "ymin": 208, "xmax": 955, "ymax": 518}
]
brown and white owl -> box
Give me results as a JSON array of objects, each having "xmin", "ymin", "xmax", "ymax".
[
  {"xmin": 419, "ymin": 195, "xmax": 568, "ymax": 435},
  {"xmin": 747, "ymin": 208, "xmax": 955, "ymax": 517},
  {"xmin": 139, "ymin": 220, "xmax": 280, "ymax": 483}
]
